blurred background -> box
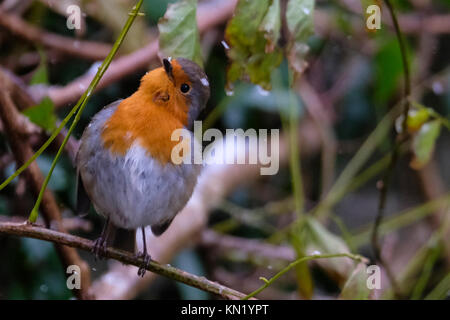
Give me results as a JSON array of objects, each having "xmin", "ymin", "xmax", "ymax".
[{"xmin": 0, "ymin": 0, "xmax": 449, "ymax": 300}]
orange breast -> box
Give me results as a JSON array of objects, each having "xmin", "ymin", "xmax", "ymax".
[{"xmin": 101, "ymin": 92, "xmax": 186, "ymax": 165}]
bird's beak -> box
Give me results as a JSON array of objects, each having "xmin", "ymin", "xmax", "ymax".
[{"xmin": 163, "ymin": 58, "xmax": 175, "ymax": 84}]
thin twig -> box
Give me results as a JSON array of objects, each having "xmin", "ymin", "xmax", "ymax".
[
  {"xmin": 243, "ymin": 253, "xmax": 368, "ymax": 300},
  {"xmin": 0, "ymin": 9, "xmax": 112, "ymax": 60},
  {"xmin": 0, "ymin": 221, "xmax": 250, "ymax": 300},
  {"xmin": 371, "ymin": 0, "xmax": 412, "ymax": 299}
]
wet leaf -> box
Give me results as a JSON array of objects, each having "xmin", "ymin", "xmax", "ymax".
[
  {"xmin": 225, "ymin": 0, "xmax": 283, "ymax": 90},
  {"xmin": 340, "ymin": 263, "xmax": 370, "ymax": 300},
  {"xmin": 410, "ymin": 120, "xmax": 441, "ymax": 169},
  {"xmin": 286, "ymin": 0, "xmax": 315, "ymax": 75},
  {"xmin": 260, "ymin": 0, "xmax": 281, "ymax": 53},
  {"xmin": 22, "ymin": 97, "xmax": 57, "ymax": 132},
  {"xmin": 158, "ymin": 0, "xmax": 203, "ymax": 67}
]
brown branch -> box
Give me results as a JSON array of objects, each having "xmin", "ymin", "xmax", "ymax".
[
  {"xmin": 0, "ymin": 0, "xmax": 33, "ymax": 14},
  {"xmin": 0, "ymin": 221, "xmax": 250, "ymax": 300},
  {"xmin": 0, "ymin": 8, "xmax": 112, "ymax": 61},
  {"xmin": 0, "ymin": 82, "xmax": 91, "ymax": 300},
  {"xmin": 297, "ymin": 78, "xmax": 337, "ymax": 199},
  {"xmin": 0, "ymin": 67, "xmax": 80, "ymax": 162},
  {"xmin": 398, "ymin": 13, "xmax": 450, "ymax": 34},
  {"xmin": 38, "ymin": 0, "xmax": 238, "ymax": 108},
  {"xmin": 200, "ymin": 229, "xmax": 296, "ymax": 261},
  {"xmin": 0, "ymin": 215, "xmax": 93, "ymax": 232}
]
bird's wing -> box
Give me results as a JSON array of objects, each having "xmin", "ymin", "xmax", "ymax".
[
  {"xmin": 151, "ymin": 218, "xmax": 174, "ymax": 236},
  {"xmin": 75, "ymin": 99, "xmax": 123, "ymax": 217},
  {"xmin": 76, "ymin": 169, "xmax": 91, "ymax": 217}
]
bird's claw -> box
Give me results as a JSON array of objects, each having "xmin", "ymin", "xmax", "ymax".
[
  {"xmin": 92, "ymin": 237, "xmax": 108, "ymax": 260},
  {"xmin": 136, "ymin": 251, "xmax": 151, "ymax": 277}
]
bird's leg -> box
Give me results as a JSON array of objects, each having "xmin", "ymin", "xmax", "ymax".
[
  {"xmin": 136, "ymin": 227, "xmax": 151, "ymax": 277},
  {"xmin": 92, "ymin": 217, "xmax": 114, "ymax": 260}
]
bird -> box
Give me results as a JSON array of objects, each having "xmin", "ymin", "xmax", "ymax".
[{"xmin": 76, "ymin": 58, "xmax": 210, "ymax": 276}]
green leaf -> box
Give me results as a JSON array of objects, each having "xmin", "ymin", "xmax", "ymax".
[
  {"xmin": 340, "ymin": 263, "xmax": 370, "ymax": 300},
  {"xmin": 303, "ymin": 217, "xmax": 354, "ymax": 283},
  {"xmin": 30, "ymin": 50, "xmax": 48, "ymax": 85},
  {"xmin": 158, "ymin": 0, "xmax": 203, "ymax": 67},
  {"xmin": 22, "ymin": 97, "xmax": 57, "ymax": 132},
  {"xmin": 374, "ymin": 38, "xmax": 403, "ymax": 104},
  {"xmin": 425, "ymin": 273, "xmax": 450, "ymax": 300},
  {"xmin": 260, "ymin": 0, "xmax": 281, "ymax": 53},
  {"xmin": 225, "ymin": 0, "xmax": 283, "ymax": 90},
  {"xmin": 411, "ymin": 120, "xmax": 441, "ymax": 169},
  {"xmin": 286, "ymin": 0, "xmax": 315, "ymax": 75}
]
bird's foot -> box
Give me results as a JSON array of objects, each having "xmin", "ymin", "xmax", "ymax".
[
  {"xmin": 92, "ymin": 237, "xmax": 108, "ymax": 260},
  {"xmin": 136, "ymin": 251, "xmax": 151, "ymax": 277}
]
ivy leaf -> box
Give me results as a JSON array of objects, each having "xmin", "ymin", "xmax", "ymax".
[
  {"xmin": 225, "ymin": 0, "xmax": 283, "ymax": 90},
  {"xmin": 410, "ymin": 120, "xmax": 441, "ymax": 170},
  {"xmin": 286, "ymin": 0, "xmax": 315, "ymax": 76},
  {"xmin": 158, "ymin": 0, "xmax": 203, "ymax": 67},
  {"xmin": 340, "ymin": 263, "xmax": 370, "ymax": 300},
  {"xmin": 22, "ymin": 97, "xmax": 57, "ymax": 132}
]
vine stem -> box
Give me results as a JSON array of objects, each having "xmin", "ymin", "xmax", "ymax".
[
  {"xmin": 0, "ymin": 221, "xmax": 249, "ymax": 300},
  {"xmin": 371, "ymin": 0, "xmax": 412, "ymax": 299},
  {"xmin": 243, "ymin": 252, "xmax": 368, "ymax": 300},
  {"xmin": 28, "ymin": 1, "xmax": 144, "ymax": 222}
]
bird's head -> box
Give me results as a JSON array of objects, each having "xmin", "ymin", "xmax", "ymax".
[{"xmin": 138, "ymin": 58, "xmax": 210, "ymax": 128}]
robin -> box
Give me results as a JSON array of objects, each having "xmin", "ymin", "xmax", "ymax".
[{"xmin": 76, "ymin": 58, "xmax": 210, "ymax": 276}]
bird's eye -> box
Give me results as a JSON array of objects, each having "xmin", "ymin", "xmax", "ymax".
[{"xmin": 180, "ymin": 83, "xmax": 190, "ymax": 93}]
